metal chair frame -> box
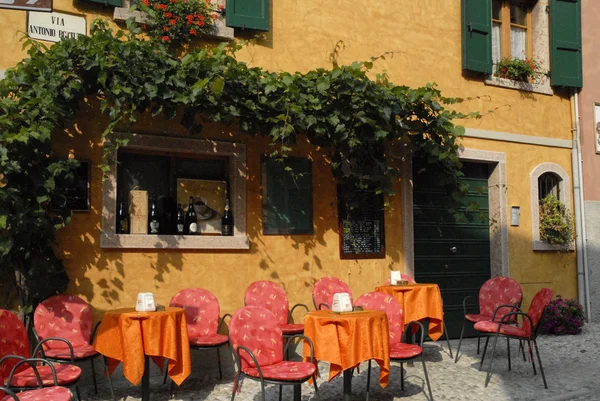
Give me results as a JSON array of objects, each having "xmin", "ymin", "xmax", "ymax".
[
  {"xmin": 230, "ymin": 334, "xmax": 319, "ymax": 401},
  {"xmin": 32, "ymin": 309, "xmax": 115, "ymax": 401},
  {"xmin": 366, "ymin": 320, "xmax": 433, "ymax": 400},
  {"xmin": 1, "ymin": 359, "xmax": 72, "ymax": 400},
  {"xmin": 478, "ymin": 306, "xmax": 550, "ymax": 389}
]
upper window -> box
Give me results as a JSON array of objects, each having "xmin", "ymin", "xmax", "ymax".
[
  {"xmin": 492, "ymin": 0, "xmax": 532, "ymax": 64},
  {"xmin": 538, "ymin": 172, "xmax": 560, "ymax": 201}
]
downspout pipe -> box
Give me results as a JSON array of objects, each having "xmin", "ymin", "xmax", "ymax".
[{"xmin": 572, "ymin": 88, "xmax": 592, "ymax": 322}]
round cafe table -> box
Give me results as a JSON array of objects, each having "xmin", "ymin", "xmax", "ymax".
[
  {"xmin": 303, "ymin": 310, "xmax": 390, "ymax": 401},
  {"xmin": 93, "ymin": 307, "xmax": 191, "ymax": 401}
]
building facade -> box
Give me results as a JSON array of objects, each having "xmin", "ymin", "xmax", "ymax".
[{"xmin": 0, "ymin": 0, "xmax": 585, "ymax": 335}]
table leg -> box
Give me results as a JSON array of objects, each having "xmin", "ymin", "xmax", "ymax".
[
  {"xmin": 142, "ymin": 355, "xmax": 150, "ymax": 401},
  {"xmin": 343, "ymin": 369, "xmax": 353, "ymax": 401}
]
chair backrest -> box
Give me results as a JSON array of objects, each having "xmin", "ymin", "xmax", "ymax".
[
  {"xmin": 244, "ymin": 281, "xmax": 289, "ymax": 326},
  {"xmin": 524, "ymin": 288, "xmax": 553, "ymax": 337},
  {"xmin": 355, "ymin": 292, "xmax": 404, "ymax": 344},
  {"xmin": 34, "ymin": 294, "xmax": 93, "ymax": 349},
  {"xmin": 169, "ymin": 288, "xmax": 221, "ymax": 338},
  {"xmin": 385, "ymin": 273, "xmax": 417, "ymax": 285},
  {"xmin": 312, "ymin": 277, "xmax": 353, "ymax": 310},
  {"xmin": 229, "ymin": 306, "xmax": 283, "ymax": 370},
  {"xmin": 478, "ymin": 276, "xmax": 523, "ymax": 320},
  {"xmin": 0, "ymin": 310, "xmax": 30, "ymax": 377}
]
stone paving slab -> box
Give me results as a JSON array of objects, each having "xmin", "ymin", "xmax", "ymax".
[{"xmin": 76, "ymin": 322, "xmax": 600, "ymax": 401}]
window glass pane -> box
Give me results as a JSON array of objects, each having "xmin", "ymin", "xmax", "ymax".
[
  {"xmin": 510, "ymin": 3, "xmax": 527, "ymax": 25},
  {"xmin": 492, "ymin": 22, "xmax": 502, "ymax": 64},
  {"xmin": 492, "ymin": 0, "xmax": 502, "ymax": 20},
  {"xmin": 538, "ymin": 173, "xmax": 560, "ymax": 201},
  {"xmin": 511, "ymin": 26, "xmax": 527, "ymax": 59}
]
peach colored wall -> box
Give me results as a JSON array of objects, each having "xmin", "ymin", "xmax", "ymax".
[
  {"xmin": 1, "ymin": 0, "xmax": 577, "ymax": 316},
  {"xmin": 580, "ymin": 0, "xmax": 600, "ymax": 201}
]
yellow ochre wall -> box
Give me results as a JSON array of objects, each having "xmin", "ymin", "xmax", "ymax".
[{"xmin": 1, "ymin": 0, "xmax": 576, "ymax": 317}]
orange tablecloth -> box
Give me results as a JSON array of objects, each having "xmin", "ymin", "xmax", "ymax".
[
  {"xmin": 93, "ymin": 307, "xmax": 191, "ymax": 386},
  {"xmin": 303, "ymin": 310, "xmax": 390, "ymax": 388},
  {"xmin": 375, "ymin": 284, "xmax": 445, "ymax": 341}
]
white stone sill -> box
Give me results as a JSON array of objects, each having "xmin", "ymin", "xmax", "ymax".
[
  {"xmin": 532, "ymin": 240, "xmax": 574, "ymax": 252},
  {"xmin": 485, "ymin": 76, "xmax": 554, "ymax": 96},
  {"xmin": 100, "ymin": 233, "xmax": 250, "ymax": 249},
  {"xmin": 112, "ymin": 8, "xmax": 235, "ymax": 40}
]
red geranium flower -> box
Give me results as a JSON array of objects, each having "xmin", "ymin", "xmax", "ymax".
[
  {"xmin": 169, "ymin": 18, "xmax": 177, "ymax": 25},
  {"xmin": 197, "ymin": 20, "xmax": 205, "ymax": 26},
  {"xmin": 190, "ymin": 29, "xmax": 197, "ymax": 35},
  {"xmin": 162, "ymin": 35, "xmax": 170, "ymax": 41},
  {"xmin": 211, "ymin": 13, "xmax": 217, "ymax": 19},
  {"xmin": 164, "ymin": 12, "xmax": 172, "ymax": 17},
  {"xmin": 163, "ymin": 26, "xmax": 169, "ymax": 31},
  {"xmin": 142, "ymin": 0, "xmax": 149, "ymax": 5},
  {"xmin": 158, "ymin": 3, "xmax": 167, "ymax": 9}
]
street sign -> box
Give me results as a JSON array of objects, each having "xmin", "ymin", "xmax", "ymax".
[
  {"xmin": 28, "ymin": 11, "xmax": 86, "ymax": 42},
  {"xmin": 0, "ymin": 0, "xmax": 51, "ymax": 12}
]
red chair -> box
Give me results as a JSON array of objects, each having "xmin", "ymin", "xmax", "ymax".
[
  {"xmin": 33, "ymin": 295, "xmax": 115, "ymax": 400},
  {"xmin": 0, "ymin": 310, "xmax": 80, "ymax": 398},
  {"xmin": 475, "ymin": 288, "xmax": 553, "ymax": 388},
  {"xmin": 229, "ymin": 306, "xmax": 318, "ymax": 401},
  {"xmin": 164, "ymin": 288, "xmax": 230, "ymax": 383},
  {"xmin": 355, "ymin": 292, "xmax": 433, "ymax": 400},
  {"xmin": 244, "ymin": 281, "xmax": 308, "ymax": 338},
  {"xmin": 312, "ymin": 276, "xmax": 353, "ymax": 310},
  {"xmin": 454, "ymin": 276, "xmax": 523, "ymax": 362},
  {"xmin": 1, "ymin": 360, "xmax": 72, "ymax": 401}
]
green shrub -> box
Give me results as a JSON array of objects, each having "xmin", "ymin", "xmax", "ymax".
[
  {"xmin": 541, "ymin": 296, "xmax": 584, "ymax": 335},
  {"xmin": 539, "ymin": 195, "xmax": 574, "ymax": 246}
]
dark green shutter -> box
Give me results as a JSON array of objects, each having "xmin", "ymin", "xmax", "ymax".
[
  {"xmin": 262, "ymin": 157, "xmax": 313, "ymax": 235},
  {"xmin": 462, "ymin": 0, "xmax": 493, "ymax": 74},
  {"xmin": 86, "ymin": 0, "xmax": 121, "ymax": 7},
  {"xmin": 226, "ymin": 0, "xmax": 269, "ymax": 31},
  {"xmin": 550, "ymin": 0, "xmax": 582, "ymax": 88}
]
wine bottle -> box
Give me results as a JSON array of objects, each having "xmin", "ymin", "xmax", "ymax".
[
  {"xmin": 117, "ymin": 197, "xmax": 129, "ymax": 234},
  {"xmin": 221, "ymin": 198, "xmax": 234, "ymax": 236},
  {"xmin": 176, "ymin": 203, "xmax": 185, "ymax": 234},
  {"xmin": 185, "ymin": 196, "xmax": 198, "ymax": 235},
  {"xmin": 149, "ymin": 194, "xmax": 160, "ymax": 234}
]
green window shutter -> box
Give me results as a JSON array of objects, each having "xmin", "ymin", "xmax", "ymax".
[
  {"xmin": 262, "ymin": 157, "xmax": 313, "ymax": 235},
  {"xmin": 226, "ymin": 0, "xmax": 269, "ymax": 31},
  {"xmin": 550, "ymin": 0, "xmax": 582, "ymax": 88},
  {"xmin": 461, "ymin": 0, "xmax": 493, "ymax": 74},
  {"xmin": 86, "ymin": 0, "xmax": 121, "ymax": 6}
]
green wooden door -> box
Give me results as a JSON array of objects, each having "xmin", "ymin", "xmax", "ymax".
[{"xmin": 413, "ymin": 161, "xmax": 491, "ymax": 339}]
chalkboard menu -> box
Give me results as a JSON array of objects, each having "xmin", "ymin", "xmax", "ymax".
[{"xmin": 338, "ymin": 187, "xmax": 385, "ymax": 259}]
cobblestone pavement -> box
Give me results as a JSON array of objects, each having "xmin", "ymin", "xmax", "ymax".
[{"xmin": 76, "ymin": 322, "xmax": 600, "ymax": 401}]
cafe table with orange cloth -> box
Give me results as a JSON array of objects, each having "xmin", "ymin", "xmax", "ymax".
[
  {"xmin": 92, "ymin": 307, "xmax": 191, "ymax": 401},
  {"xmin": 303, "ymin": 310, "xmax": 390, "ymax": 401},
  {"xmin": 375, "ymin": 283, "xmax": 445, "ymax": 341}
]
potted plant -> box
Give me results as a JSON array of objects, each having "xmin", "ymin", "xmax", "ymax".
[
  {"xmin": 539, "ymin": 194, "xmax": 575, "ymax": 247},
  {"xmin": 139, "ymin": 0, "xmax": 220, "ymax": 44},
  {"xmin": 495, "ymin": 57, "xmax": 539, "ymax": 82},
  {"xmin": 541, "ymin": 296, "xmax": 584, "ymax": 335}
]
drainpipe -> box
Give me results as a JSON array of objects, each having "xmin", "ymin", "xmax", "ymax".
[{"xmin": 571, "ymin": 88, "xmax": 592, "ymax": 322}]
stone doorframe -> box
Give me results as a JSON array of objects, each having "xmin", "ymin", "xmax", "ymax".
[{"xmin": 402, "ymin": 148, "xmax": 509, "ymax": 278}]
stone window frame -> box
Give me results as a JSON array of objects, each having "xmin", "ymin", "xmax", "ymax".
[
  {"xmin": 485, "ymin": 0, "xmax": 554, "ymax": 96},
  {"xmin": 530, "ymin": 162, "xmax": 573, "ymax": 251},
  {"xmin": 100, "ymin": 132, "xmax": 249, "ymax": 249}
]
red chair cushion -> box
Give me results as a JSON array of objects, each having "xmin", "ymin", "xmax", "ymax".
[
  {"xmin": 34, "ymin": 295, "xmax": 93, "ymax": 350},
  {"xmin": 42, "ymin": 344, "xmax": 98, "ymax": 360},
  {"xmin": 390, "ymin": 343, "xmax": 423, "ymax": 360},
  {"xmin": 189, "ymin": 333, "xmax": 229, "ymax": 347},
  {"xmin": 0, "ymin": 386, "xmax": 72, "ymax": 401},
  {"xmin": 242, "ymin": 361, "xmax": 316, "ymax": 381},
  {"xmin": 524, "ymin": 288, "xmax": 553, "ymax": 336},
  {"xmin": 9, "ymin": 364, "xmax": 81, "ymax": 387},
  {"xmin": 478, "ymin": 277, "xmax": 522, "ymax": 321},
  {"xmin": 355, "ymin": 292, "xmax": 404, "ymax": 344},
  {"xmin": 170, "ymin": 288, "xmax": 221, "ymax": 340},
  {"xmin": 229, "ymin": 306, "xmax": 283, "ymax": 370},
  {"xmin": 0, "ymin": 310, "xmax": 31, "ymax": 377},
  {"xmin": 465, "ymin": 313, "xmax": 497, "ymax": 324},
  {"xmin": 281, "ymin": 324, "xmax": 304, "ymax": 335},
  {"xmin": 245, "ymin": 281, "xmax": 290, "ymax": 326},
  {"xmin": 473, "ymin": 321, "xmax": 528, "ymax": 337},
  {"xmin": 312, "ymin": 277, "xmax": 353, "ymax": 310}
]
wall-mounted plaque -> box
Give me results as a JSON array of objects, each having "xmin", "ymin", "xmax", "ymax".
[
  {"xmin": 27, "ymin": 11, "xmax": 86, "ymax": 42},
  {"xmin": 338, "ymin": 187, "xmax": 385, "ymax": 259}
]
